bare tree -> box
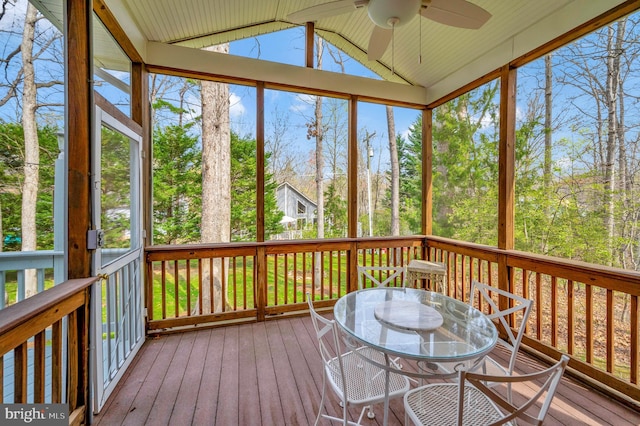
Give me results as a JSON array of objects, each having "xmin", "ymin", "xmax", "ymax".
[
  {"xmin": 265, "ymin": 106, "xmax": 299, "ymax": 184},
  {"xmin": 543, "ymin": 54, "xmax": 553, "ymax": 190},
  {"xmin": 20, "ymin": 3, "xmax": 38, "ymax": 297},
  {"xmin": 387, "ymin": 105, "xmax": 399, "ymax": 237}
]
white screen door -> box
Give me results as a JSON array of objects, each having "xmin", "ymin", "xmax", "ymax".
[{"xmin": 91, "ymin": 106, "xmax": 145, "ymax": 413}]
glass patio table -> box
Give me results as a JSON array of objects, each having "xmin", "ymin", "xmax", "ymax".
[{"xmin": 333, "ymin": 287, "xmax": 498, "ymax": 425}]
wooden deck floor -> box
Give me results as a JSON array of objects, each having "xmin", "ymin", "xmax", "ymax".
[{"xmin": 93, "ymin": 314, "xmax": 640, "ymax": 426}]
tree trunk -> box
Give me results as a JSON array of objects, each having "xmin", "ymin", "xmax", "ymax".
[
  {"xmin": 200, "ymin": 43, "xmax": 230, "ymax": 313},
  {"xmin": 604, "ymin": 26, "xmax": 619, "ymax": 263},
  {"xmin": 386, "ymin": 105, "xmax": 399, "ymax": 238},
  {"xmin": 21, "ymin": 3, "xmax": 38, "ymax": 298},
  {"xmin": 543, "ymin": 54, "xmax": 553, "ymax": 190}
]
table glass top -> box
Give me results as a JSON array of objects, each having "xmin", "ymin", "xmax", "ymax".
[{"xmin": 333, "ymin": 287, "xmax": 498, "ymax": 362}]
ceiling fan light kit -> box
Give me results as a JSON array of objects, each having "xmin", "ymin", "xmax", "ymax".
[{"xmin": 367, "ymin": 0, "xmax": 421, "ymax": 28}]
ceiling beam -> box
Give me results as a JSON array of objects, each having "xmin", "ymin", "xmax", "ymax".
[{"xmin": 146, "ymin": 41, "xmax": 428, "ymax": 107}]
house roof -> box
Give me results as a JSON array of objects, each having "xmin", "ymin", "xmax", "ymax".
[
  {"xmin": 277, "ymin": 182, "xmax": 317, "ymax": 208},
  {"xmin": 33, "ymin": 0, "xmax": 632, "ymax": 104}
]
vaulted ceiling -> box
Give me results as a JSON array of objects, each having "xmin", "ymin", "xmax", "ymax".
[{"xmin": 34, "ymin": 0, "xmax": 633, "ymax": 103}]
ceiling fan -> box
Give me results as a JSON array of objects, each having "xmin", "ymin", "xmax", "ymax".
[{"xmin": 287, "ymin": 0, "xmax": 492, "ymax": 61}]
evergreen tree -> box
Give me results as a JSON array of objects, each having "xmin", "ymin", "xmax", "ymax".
[
  {"xmin": 324, "ymin": 182, "xmax": 347, "ymax": 238},
  {"xmin": 432, "ymin": 83, "xmax": 500, "ymax": 245},
  {"xmin": 0, "ymin": 123, "xmax": 57, "ymax": 251},
  {"xmin": 153, "ymin": 123, "xmax": 202, "ymax": 244},
  {"xmin": 230, "ymin": 132, "xmax": 283, "ymax": 241}
]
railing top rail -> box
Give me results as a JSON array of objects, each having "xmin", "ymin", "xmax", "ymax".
[
  {"xmin": 507, "ymin": 249, "xmax": 640, "ymax": 295},
  {"xmin": 427, "ymin": 235, "xmax": 640, "ymax": 294},
  {"xmin": 146, "ymin": 236, "xmax": 427, "ymax": 260},
  {"xmin": 0, "ymin": 277, "xmax": 98, "ymax": 337},
  {"xmin": 0, "ymin": 250, "xmax": 64, "ymax": 271}
]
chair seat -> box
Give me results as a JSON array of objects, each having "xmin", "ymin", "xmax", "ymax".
[
  {"xmin": 405, "ymin": 355, "xmax": 570, "ymax": 426},
  {"xmin": 327, "ymin": 346, "xmax": 410, "ymax": 405},
  {"xmin": 405, "ymin": 383, "xmax": 515, "ymax": 426}
]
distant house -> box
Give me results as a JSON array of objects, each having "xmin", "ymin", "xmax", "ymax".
[{"xmin": 276, "ymin": 182, "xmax": 317, "ymax": 230}]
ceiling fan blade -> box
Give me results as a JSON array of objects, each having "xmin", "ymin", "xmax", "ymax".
[
  {"xmin": 420, "ymin": 0, "xmax": 491, "ymax": 29},
  {"xmin": 367, "ymin": 26, "xmax": 392, "ymax": 61},
  {"xmin": 287, "ymin": 0, "xmax": 358, "ymax": 24}
]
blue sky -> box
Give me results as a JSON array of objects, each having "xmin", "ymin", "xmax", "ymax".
[{"xmin": 224, "ymin": 27, "xmax": 423, "ymax": 173}]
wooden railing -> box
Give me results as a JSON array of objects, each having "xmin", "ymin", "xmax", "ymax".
[
  {"xmin": 426, "ymin": 236, "xmax": 640, "ymax": 406},
  {"xmin": 0, "ymin": 250, "xmax": 64, "ymax": 308},
  {"xmin": 0, "ymin": 277, "xmax": 98, "ymax": 426},
  {"xmin": 145, "ymin": 237, "xmax": 425, "ymax": 330},
  {"xmin": 145, "ymin": 235, "xmax": 640, "ymax": 406}
]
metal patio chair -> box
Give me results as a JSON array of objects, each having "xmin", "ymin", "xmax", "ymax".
[
  {"xmin": 404, "ymin": 354, "xmax": 570, "ymax": 425},
  {"xmin": 306, "ymin": 294, "xmax": 410, "ymax": 425}
]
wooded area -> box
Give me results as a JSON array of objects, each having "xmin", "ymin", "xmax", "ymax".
[{"xmin": 0, "ymin": 0, "xmax": 639, "ymax": 302}]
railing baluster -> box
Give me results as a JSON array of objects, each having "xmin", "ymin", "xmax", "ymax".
[
  {"xmin": 586, "ymin": 283, "xmax": 593, "ymax": 364},
  {"xmin": 286, "ymin": 253, "xmax": 291, "ymax": 305},
  {"xmin": 209, "ymin": 257, "xmax": 214, "ymax": 313},
  {"xmin": 34, "ymin": 330, "xmax": 46, "ymax": 403},
  {"xmin": 186, "ymin": 259, "xmax": 191, "ymax": 316},
  {"xmin": 551, "ymin": 276, "xmax": 557, "ymax": 348},
  {"xmin": 329, "ymin": 251, "xmax": 334, "ymax": 299},
  {"xmin": 0, "ymin": 355, "xmax": 3, "ymax": 403},
  {"xmin": 198, "ymin": 259, "xmax": 203, "ymax": 315},
  {"xmin": 14, "ymin": 342, "xmax": 27, "ymax": 402},
  {"xmin": 274, "ymin": 254, "xmax": 279, "ymax": 306},
  {"xmin": 631, "ymin": 295, "xmax": 638, "ymax": 385},
  {"xmin": 221, "ymin": 257, "xmax": 227, "ymax": 312},
  {"xmin": 607, "ymin": 289, "xmax": 614, "ymax": 373},
  {"xmin": 314, "ymin": 252, "xmax": 319, "ymax": 299},
  {"xmin": 161, "ymin": 261, "xmax": 167, "ymax": 319},
  {"xmin": 568, "ymin": 279, "xmax": 574, "ymax": 354},
  {"xmin": 232, "ymin": 257, "xmax": 237, "ymax": 311},
  {"xmin": 51, "ymin": 319, "xmax": 62, "ymax": 403},
  {"xmin": 293, "ymin": 253, "xmax": 298, "ymax": 303},
  {"xmin": 243, "ymin": 256, "xmax": 248, "ymax": 309},
  {"xmin": 174, "ymin": 259, "xmax": 179, "ymax": 318}
]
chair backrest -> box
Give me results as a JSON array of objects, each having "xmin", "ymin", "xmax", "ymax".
[
  {"xmin": 470, "ymin": 280, "xmax": 533, "ymax": 374},
  {"xmin": 357, "ymin": 265, "xmax": 406, "ymax": 289},
  {"xmin": 306, "ymin": 294, "xmax": 346, "ymax": 389},
  {"xmin": 459, "ymin": 354, "xmax": 570, "ymax": 426}
]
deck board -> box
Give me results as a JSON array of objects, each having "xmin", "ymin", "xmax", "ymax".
[
  {"xmin": 169, "ymin": 331, "xmax": 206, "ymax": 425},
  {"xmin": 94, "ymin": 315, "xmax": 640, "ymax": 426},
  {"xmin": 191, "ymin": 329, "xmax": 222, "ymax": 425},
  {"xmin": 237, "ymin": 323, "xmax": 260, "ymax": 425}
]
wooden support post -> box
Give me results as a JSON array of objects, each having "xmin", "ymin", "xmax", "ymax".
[
  {"xmin": 422, "ymin": 108, "xmax": 432, "ymax": 261},
  {"xmin": 498, "ymin": 65, "xmax": 516, "ymax": 251},
  {"xmin": 67, "ymin": 0, "xmax": 93, "ymax": 279},
  {"xmin": 132, "ymin": 63, "xmax": 152, "ymax": 247},
  {"xmin": 257, "ymin": 82, "xmax": 265, "ymax": 242},
  {"xmin": 347, "ymin": 96, "xmax": 358, "ymax": 292},
  {"xmin": 305, "ymin": 22, "xmax": 314, "ymax": 68},
  {"xmin": 422, "ymin": 109, "xmax": 432, "ymax": 236},
  {"xmin": 498, "ymin": 65, "xmax": 516, "ymax": 312}
]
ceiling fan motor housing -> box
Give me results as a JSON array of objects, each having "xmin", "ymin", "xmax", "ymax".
[{"xmin": 367, "ymin": 0, "xmax": 421, "ymax": 28}]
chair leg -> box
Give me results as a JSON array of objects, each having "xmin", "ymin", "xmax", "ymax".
[
  {"xmin": 366, "ymin": 405, "xmax": 375, "ymax": 419},
  {"xmin": 315, "ymin": 372, "xmax": 328, "ymax": 426}
]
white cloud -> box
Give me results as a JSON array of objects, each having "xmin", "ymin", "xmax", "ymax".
[
  {"xmin": 290, "ymin": 93, "xmax": 316, "ymax": 113},
  {"xmin": 229, "ymin": 92, "xmax": 245, "ymax": 118},
  {"xmin": 0, "ymin": 1, "xmax": 27, "ymax": 31}
]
